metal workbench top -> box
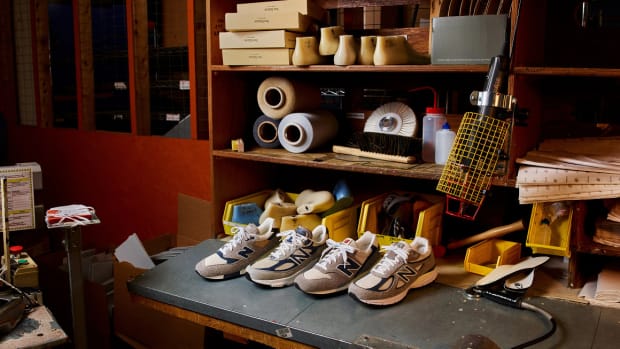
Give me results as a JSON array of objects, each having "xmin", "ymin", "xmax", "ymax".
[{"xmin": 128, "ymin": 239, "xmax": 620, "ymax": 349}]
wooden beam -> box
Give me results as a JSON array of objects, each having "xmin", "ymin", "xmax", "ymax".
[
  {"xmin": 189, "ymin": 0, "xmax": 208, "ymax": 139},
  {"xmin": 33, "ymin": 0, "xmax": 53, "ymax": 128},
  {"xmin": 188, "ymin": 0, "xmax": 197, "ymax": 139},
  {"xmin": 74, "ymin": 0, "xmax": 94, "ymax": 130},
  {"xmin": 127, "ymin": 0, "xmax": 150, "ymax": 135},
  {"xmin": 317, "ymin": 0, "xmax": 426, "ymax": 8},
  {"xmin": 133, "ymin": 295, "xmax": 317, "ymax": 349}
]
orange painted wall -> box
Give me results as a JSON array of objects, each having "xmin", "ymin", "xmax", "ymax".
[{"xmin": 5, "ymin": 125, "xmax": 211, "ymax": 250}]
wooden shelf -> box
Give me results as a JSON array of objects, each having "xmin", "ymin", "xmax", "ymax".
[
  {"xmin": 574, "ymin": 239, "xmax": 620, "ymax": 258},
  {"xmin": 513, "ymin": 66, "xmax": 620, "ymax": 78},
  {"xmin": 213, "ymin": 147, "xmax": 516, "ymax": 187},
  {"xmin": 210, "ymin": 64, "xmax": 489, "ymax": 73}
]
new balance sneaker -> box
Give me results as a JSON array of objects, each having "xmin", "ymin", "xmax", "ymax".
[
  {"xmin": 294, "ymin": 231, "xmax": 379, "ymax": 295},
  {"xmin": 246, "ymin": 225, "xmax": 328, "ymax": 288},
  {"xmin": 195, "ymin": 217, "xmax": 276, "ymax": 280},
  {"xmin": 348, "ymin": 237, "xmax": 437, "ymax": 306}
]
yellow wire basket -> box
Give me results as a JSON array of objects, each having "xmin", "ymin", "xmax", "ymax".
[{"xmin": 436, "ymin": 112, "xmax": 511, "ymax": 220}]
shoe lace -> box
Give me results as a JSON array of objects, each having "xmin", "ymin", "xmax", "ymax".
[
  {"xmin": 271, "ymin": 230, "xmax": 307, "ymax": 259},
  {"xmin": 373, "ymin": 244, "xmax": 409, "ymax": 275},
  {"xmin": 316, "ymin": 239, "xmax": 356, "ymax": 268},
  {"xmin": 221, "ymin": 225, "xmax": 254, "ymax": 253}
]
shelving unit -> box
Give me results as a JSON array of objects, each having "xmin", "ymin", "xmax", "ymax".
[
  {"xmin": 206, "ymin": 0, "xmax": 620, "ymax": 287},
  {"xmin": 511, "ymin": 0, "xmax": 620, "ymax": 287},
  {"xmin": 206, "ymin": 0, "xmax": 517, "ymax": 232}
]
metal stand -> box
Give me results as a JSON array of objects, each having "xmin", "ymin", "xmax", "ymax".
[
  {"xmin": 63, "ymin": 225, "xmax": 87, "ymax": 349},
  {"xmin": 47, "ymin": 209, "xmax": 99, "ymax": 349}
]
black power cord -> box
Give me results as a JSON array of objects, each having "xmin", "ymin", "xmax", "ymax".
[
  {"xmin": 512, "ymin": 301, "xmax": 557, "ymax": 349},
  {"xmin": 465, "ymin": 284, "xmax": 557, "ymax": 349}
]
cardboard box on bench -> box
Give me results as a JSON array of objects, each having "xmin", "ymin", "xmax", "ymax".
[
  {"xmin": 114, "ymin": 234, "xmax": 205, "ymax": 349},
  {"xmin": 114, "ymin": 193, "xmax": 214, "ymax": 348}
]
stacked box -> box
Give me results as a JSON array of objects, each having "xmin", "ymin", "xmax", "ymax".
[{"xmin": 220, "ymin": 0, "xmax": 324, "ymax": 65}]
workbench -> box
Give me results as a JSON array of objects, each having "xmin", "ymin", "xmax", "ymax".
[
  {"xmin": 0, "ymin": 305, "xmax": 68, "ymax": 348},
  {"xmin": 128, "ymin": 239, "xmax": 620, "ymax": 349}
]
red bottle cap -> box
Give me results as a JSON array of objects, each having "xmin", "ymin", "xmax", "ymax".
[{"xmin": 426, "ymin": 107, "xmax": 445, "ymax": 114}]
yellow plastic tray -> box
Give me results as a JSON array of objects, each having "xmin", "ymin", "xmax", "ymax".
[
  {"xmin": 464, "ymin": 239, "xmax": 522, "ymax": 276},
  {"xmin": 526, "ymin": 202, "xmax": 573, "ymax": 257},
  {"xmin": 222, "ymin": 189, "xmax": 359, "ymax": 242},
  {"xmin": 357, "ymin": 192, "xmax": 444, "ymax": 248}
]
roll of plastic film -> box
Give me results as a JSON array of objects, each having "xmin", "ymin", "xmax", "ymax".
[
  {"xmin": 256, "ymin": 77, "xmax": 321, "ymax": 119},
  {"xmin": 252, "ymin": 114, "xmax": 281, "ymax": 148},
  {"xmin": 278, "ymin": 111, "xmax": 339, "ymax": 153}
]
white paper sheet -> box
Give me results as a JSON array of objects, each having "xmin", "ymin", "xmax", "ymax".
[{"xmin": 114, "ymin": 233, "xmax": 155, "ymax": 270}]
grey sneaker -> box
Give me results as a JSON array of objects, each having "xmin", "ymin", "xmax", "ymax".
[
  {"xmin": 195, "ymin": 217, "xmax": 276, "ymax": 280},
  {"xmin": 246, "ymin": 225, "xmax": 328, "ymax": 288},
  {"xmin": 348, "ymin": 237, "xmax": 437, "ymax": 306},
  {"xmin": 294, "ymin": 231, "xmax": 379, "ymax": 295}
]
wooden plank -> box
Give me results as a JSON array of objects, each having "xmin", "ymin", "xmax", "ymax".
[
  {"xmin": 318, "ymin": 0, "xmax": 426, "ymax": 9},
  {"xmin": 518, "ymin": 151, "xmax": 620, "ymax": 174},
  {"xmin": 189, "ymin": 0, "xmax": 209, "ymax": 139},
  {"xmin": 539, "ymin": 137, "xmax": 620, "ymax": 156},
  {"xmin": 514, "ymin": 66, "xmax": 620, "ymax": 78},
  {"xmin": 127, "ymin": 0, "xmax": 150, "ymax": 135},
  {"xmin": 517, "ymin": 166, "xmax": 620, "ymax": 186},
  {"xmin": 162, "ymin": 0, "xmax": 187, "ymax": 48},
  {"xmin": 132, "ymin": 295, "xmax": 317, "ymax": 349},
  {"xmin": 188, "ymin": 0, "xmax": 197, "ymax": 139},
  {"xmin": 33, "ymin": 0, "xmax": 53, "ymax": 128},
  {"xmin": 75, "ymin": 0, "xmax": 95, "ymax": 130}
]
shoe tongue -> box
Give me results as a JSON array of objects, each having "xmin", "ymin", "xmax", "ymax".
[
  {"xmin": 244, "ymin": 223, "xmax": 258, "ymax": 235},
  {"xmin": 294, "ymin": 226, "xmax": 312, "ymax": 238},
  {"xmin": 395, "ymin": 241, "xmax": 411, "ymax": 251},
  {"xmin": 342, "ymin": 237, "xmax": 358, "ymax": 249},
  {"xmin": 386, "ymin": 241, "xmax": 411, "ymax": 259}
]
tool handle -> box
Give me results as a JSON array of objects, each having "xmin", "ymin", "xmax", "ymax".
[{"xmin": 447, "ymin": 220, "xmax": 525, "ymax": 249}]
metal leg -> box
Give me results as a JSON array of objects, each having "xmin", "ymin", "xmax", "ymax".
[{"xmin": 64, "ymin": 226, "xmax": 87, "ymax": 349}]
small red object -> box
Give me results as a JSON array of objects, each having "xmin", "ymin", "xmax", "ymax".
[{"xmin": 9, "ymin": 245, "xmax": 23, "ymax": 254}]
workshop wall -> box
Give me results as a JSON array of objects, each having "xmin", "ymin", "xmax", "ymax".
[{"xmin": 5, "ymin": 124, "xmax": 211, "ymax": 250}]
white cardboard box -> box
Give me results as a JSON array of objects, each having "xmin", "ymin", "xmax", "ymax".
[
  {"xmin": 222, "ymin": 48, "xmax": 294, "ymax": 65},
  {"xmin": 219, "ymin": 30, "xmax": 299, "ymax": 49},
  {"xmin": 225, "ymin": 11, "xmax": 311, "ymax": 33},
  {"xmin": 236, "ymin": 0, "xmax": 325, "ymax": 21}
]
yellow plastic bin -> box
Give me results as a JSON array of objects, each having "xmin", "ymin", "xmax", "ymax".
[
  {"xmin": 222, "ymin": 189, "xmax": 359, "ymax": 242},
  {"xmin": 526, "ymin": 201, "xmax": 573, "ymax": 257},
  {"xmin": 357, "ymin": 192, "xmax": 444, "ymax": 248},
  {"xmin": 464, "ymin": 239, "xmax": 522, "ymax": 276}
]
